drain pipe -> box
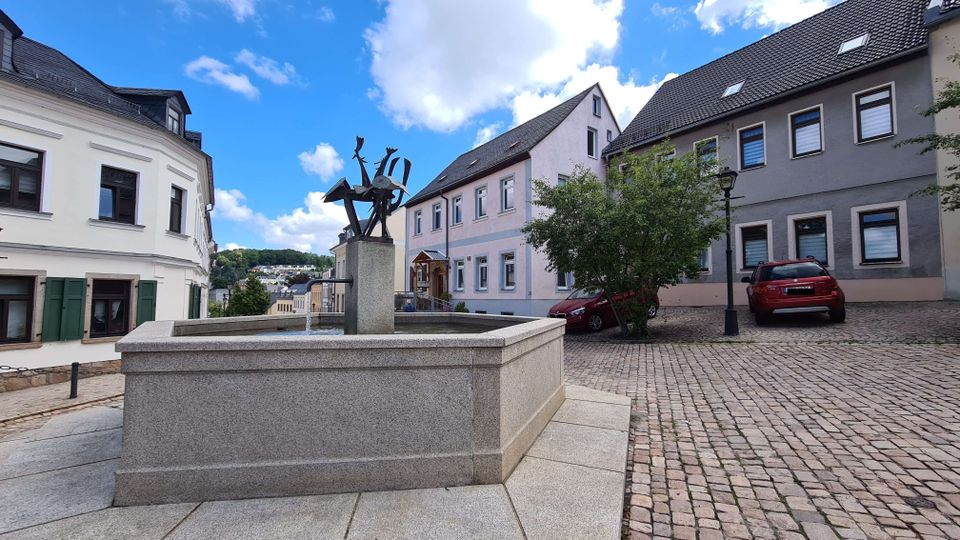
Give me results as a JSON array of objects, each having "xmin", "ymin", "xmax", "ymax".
[{"xmin": 439, "ymin": 192, "xmax": 451, "ymax": 298}]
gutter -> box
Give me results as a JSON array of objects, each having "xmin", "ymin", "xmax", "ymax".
[
  {"xmin": 405, "ymin": 151, "xmax": 531, "ymax": 208},
  {"xmin": 605, "ymin": 44, "xmax": 930, "ymax": 157},
  {"xmin": 439, "ymin": 192, "xmax": 451, "ymax": 297}
]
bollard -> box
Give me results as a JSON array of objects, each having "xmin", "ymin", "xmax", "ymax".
[{"xmin": 69, "ymin": 362, "xmax": 79, "ymax": 399}]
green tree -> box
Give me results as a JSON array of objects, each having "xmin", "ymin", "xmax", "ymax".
[
  {"xmin": 523, "ymin": 145, "xmax": 724, "ymax": 337},
  {"xmin": 208, "ymin": 300, "xmax": 226, "ymax": 318},
  {"xmin": 898, "ymin": 52, "xmax": 960, "ymax": 211},
  {"xmin": 225, "ymin": 275, "xmax": 271, "ymax": 316}
]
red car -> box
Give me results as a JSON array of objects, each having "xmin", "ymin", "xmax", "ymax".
[
  {"xmin": 548, "ymin": 288, "xmax": 659, "ymax": 332},
  {"xmin": 743, "ymin": 259, "xmax": 845, "ymax": 325}
]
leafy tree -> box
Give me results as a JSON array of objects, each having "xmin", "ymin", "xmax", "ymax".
[
  {"xmin": 897, "ymin": 52, "xmax": 960, "ymax": 211},
  {"xmin": 523, "ymin": 145, "xmax": 724, "ymax": 337},
  {"xmin": 209, "ymin": 249, "xmax": 334, "ymax": 289},
  {"xmin": 225, "ymin": 275, "xmax": 271, "ymax": 316},
  {"xmin": 208, "ymin": 300, "xmax": 226, "ymax": 318}
]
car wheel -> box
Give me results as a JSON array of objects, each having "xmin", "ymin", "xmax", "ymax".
[
  {"xmin": 755, "ymin": 312, "xmax": 770, "ymax": 326},
  {"xmin": 647, "ymin": 303, "xmax": 658, "ymax": 319},
  {"xmin": 829, "ymin": 307, "xmax": 846, "ymax": 323},
  {"xmin": 587, "ymin": 313, "xmax": 604, "ymax": 332}
]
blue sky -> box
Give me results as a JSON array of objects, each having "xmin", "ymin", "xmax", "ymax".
[{"xmin": 3, "ymin": 0, "xmax": 839, "ymax": 253}]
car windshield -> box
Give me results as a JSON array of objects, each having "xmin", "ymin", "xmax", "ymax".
[
  {"xmin": 567, "ymin": 288, "xmax": 601, "ymax": 300},
  {"xmin": 759, "ymin": 262, "xmax": 828, "ymax": 281}
]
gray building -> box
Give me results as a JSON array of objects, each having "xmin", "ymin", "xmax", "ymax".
[{"xmin": 605, "ymin": 0, "xmax": 946, "ymax": 305}]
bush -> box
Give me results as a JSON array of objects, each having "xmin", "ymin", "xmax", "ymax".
[{"xmin": 454, "ymin": 301, "xmax": 469, "ymax": 313}]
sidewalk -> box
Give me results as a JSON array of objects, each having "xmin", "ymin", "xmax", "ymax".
[{"xmin": 0, "ymin": 374, "xmax": 125, "ymax": 425}]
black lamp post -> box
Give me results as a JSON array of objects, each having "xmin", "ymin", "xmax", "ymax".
[{"xmin": 717, "ymin": 167, "xmax": 739, "ymax": 336}]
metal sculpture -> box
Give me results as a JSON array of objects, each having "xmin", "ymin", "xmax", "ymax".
[{"xmin": 323, "ymin": 136, "xmax": 411, "ymax": 240}]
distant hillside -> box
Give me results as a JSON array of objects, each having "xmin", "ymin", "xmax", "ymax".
[{"xmin": 210, "ymin": 248, "xmax": 334, "ymax": 289}]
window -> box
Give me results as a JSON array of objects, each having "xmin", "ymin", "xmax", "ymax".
[
  {"xmin": 839, "ymin": 33, "xmax": 869, "ymax": 54},
  {"xmin": 501, "ymin": 253, "xmax": 516, "ymax": 290},
  {"xmin": 476, "ymin": 186, "xmax": 488, "ymax": 218},
  {"xmin": 697, "ymin": 249, "xmax": 710, "ymax": 272},
  {"xmin": 592, "ymin": 95, "xmax": 601, "ymax": 117},
  {"xmin": 658, "ymin": 149, "xmax": 676, "ymax": 162},
  {"xmin": 741, "ymin": 225, "xmax": 769, "ymax": 269},
  {"xmin": 722, "ymin": 80, "xmax": 744, "ymax": 98},
  {"xmin": 169, "ymin": 186, "xmax": 184, "ymax": 233},
  {"xmin": 558, "ymin": 174, "xmax": 569, "ymax": 187},
  {"xmin": 696, "ymin": 137, "xmax": 718, "ymax": 176},
  {"xmin": 166, "ymin": 108, "xmax": 181, "ymax": 134},
  {"xmin": 606, "ymin": 130, "xmax": 613, "ymax": 142},
  {"xmin": 859, "ymin": 209, "xmax": 901, "ymax": 263},
  {"xmin": 99, "ymin": 166, "xmax": 137, "ymax": 224},
  {"xmin": 795, "ymin": 217, "xmax": 828, "ymax": 264},
  {"xmin": 454, "ymin": 260, "xmax": 465, "ymax": 291},
  {"xmin": 790, "ymin": 107, "xmax": 822, "ymax": 158},
  {"xmin": 476, "ymin": 256, "xmax": 488, "ymax": 291},
  {"xmin": 90, "ymin": 279, "xmax": 130, "ymax": 338},
  {"xmin": 432, "ymin": 203, "xmax": 442, "ymax": 230},
  {"xmin": 587, "ymin": 128, "xmax": 598, "ymax": 158},
  {"xmin": 452, "ymin": 196, "xmax": 462, "ymax": 225},
  {"xmin": 414, "ymin": 210, "xmax": 422, "ymax": 235},
  {"xmin": 855, "ymin": 85, "xmax": 894, "ymax": 143},
  {"xmin": 0, "ymin": 142, "xmax": 42, "ymax": 212},
  {"xmin": 739, "ymin": 124, "xmax": 765, "ymax": 170},
  {"xmin": 557, "ymin": 270, "xmax": 573, "ymax": 290},
  {"xmin": 0, "ymin": 276, "xmax": 33, "ymax": 343},
  {"xmin": 501, "ymin": 177, "xmax": 514, "ymax": 211}
]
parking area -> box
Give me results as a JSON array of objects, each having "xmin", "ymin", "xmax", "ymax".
[{"xmin": 564, "ymin": 301, "xmax": 960, "ymax": 539}]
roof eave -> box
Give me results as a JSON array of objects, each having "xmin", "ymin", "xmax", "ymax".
[{"xmin": 404, "ymin": 151, "xmax": 531, "ymax": 207}]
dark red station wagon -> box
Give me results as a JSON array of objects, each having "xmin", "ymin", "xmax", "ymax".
[
  {"xmin": 743, "ymin": 259, "xmax": 846, "ymax": 325},
  {"xmin": 548, "ymin": 288, "xmax": 659, "ymax": 332}
]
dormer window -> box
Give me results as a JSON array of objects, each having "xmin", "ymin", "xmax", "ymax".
[
  {"xmin": 166, "ymin": 108, "xmax": 181, "ymax": 135},
  {"xmin": 722, "ymin": 81, "xmax": 744, "ymax": 98},
  {"xmin": 838, "ymin": 33, "xmax": 869, "ymax": 55}
]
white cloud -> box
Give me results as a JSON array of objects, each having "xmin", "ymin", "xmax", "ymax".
[
  {"xmin": 694, "ymin": 0, "xmax": 839, "ymax": 34},
  {"xmin": 213, "ymin": 188, "xmax": 349, "ymax": 251},
  {"xmin": 216, "ymin": 0, "xmax": 258, "ymax": 22},
  {"xmin": 512, "ymin": 64, "xmax": 679, "ymax": 130},
  {"xmin": 166, "ymin": 0, "xmax": 191, "ymax": 18},
  {"xmin": 185, "ymin": 56, "xmax": 260, "ymax": 100},
  {"xmin": 317, "ymin": 6, "xmax": 335, "ymax": 22},
  {"xmin": 235, "ymin": 49, "xmax": 304, "ymax": 86},
  {"xmin": 223, "ymin": 242, "xmax": 247, "ymax": 251},
  {"xmin": 473, "ymin": 123, "xmax": 502, "ymax": 147},
  {"xmin": 298, "ymin": 143, "xmax": 345, "ymax": 181},
  {"xmin": 364, "ymin": 0, "xmax": 627, "ymax": 132}
]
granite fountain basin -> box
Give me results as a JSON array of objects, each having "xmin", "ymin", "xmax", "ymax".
[{"xmin": 112, "ymin": 312, "xmax": 566, "ymax": 505}]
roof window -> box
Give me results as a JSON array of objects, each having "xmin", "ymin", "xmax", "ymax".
[
  {"xmin": 437, "ymin": 174, "xmax": 448, "ymax": 182},
  {"xmin": 467, "ymin": 159, "xmax": 479, "ymax": 168},
  {"xmin": 508, "ymin": 140, "xmax": 520, "ymax": 150},
  {"xmin": 722, "ymin": 81, "xmax": 744, "ymax": 98},
  {"xmin": 838, "ymin": 33, "xmax": 869, "ymax": 54}
]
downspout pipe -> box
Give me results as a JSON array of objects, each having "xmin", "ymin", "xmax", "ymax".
[{"xmin": 439, "ymin": 192, "xmax": 451, "ymax": 298}]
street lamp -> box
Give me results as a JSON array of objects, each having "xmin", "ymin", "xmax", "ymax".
[{"xmin": 717, "ymin": 167, "xmax": 739, "ymax": 336}]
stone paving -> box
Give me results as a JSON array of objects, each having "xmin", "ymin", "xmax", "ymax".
[{"xmin": 0, "ymin": 373, "xmax": 124, "ymax": 427}]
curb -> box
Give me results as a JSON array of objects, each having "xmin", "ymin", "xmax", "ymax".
[{"xmin": 0, "ymin": 393, "xmax": 125, "ymax": 427}]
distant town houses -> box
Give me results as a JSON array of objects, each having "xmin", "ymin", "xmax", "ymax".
[
  {"xmin": 401, "ymin": 0, "xmax": 960, "ymax": 316},
  {"xmin": 0, "ymin": 9, "xmax": 215, "ymax": 371}
]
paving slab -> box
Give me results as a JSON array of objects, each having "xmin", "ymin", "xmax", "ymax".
[
  {"xmin": 166, "ymin": 494, "xmax": 357, "ymax": 540},
  {"xmin": 526, "ymin": 420, "xmax": 628, "ymax": 473},
  {"xmin": 28, "ymin": 405, "xmax": 123, "ymax": 441},
  {"xmin": 551, "ymin": 398, "xmax": 630, "ymax": 431},
  {"xmin": 347, "ymin": 485, "xmax": 524, "ymax": 540},
  {"xmin": 505, "ymin": 456, "xmax": 625, "ymax": 540},
  {"xmin": 0, "ymin": 374, "xmax": 124, "ymax": 424},
  {"xmin": 0, "ymin": 503, "xmax": 197, "ymax": 540},
  {"xmin": 0, "ymin": 459, "xmax": 118, "ymax": 534},
  {"xmin": 0, "ymin": 428, "xmax": 121, "ymax": 480},
  {"xmin": 564, "ymin": 384, "xmax": 631, "ymax": 406}
]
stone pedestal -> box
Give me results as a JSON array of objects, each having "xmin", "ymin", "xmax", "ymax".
[{"xmin": 345, "ymin": 239, "xmax": 395, "ymax": 334}]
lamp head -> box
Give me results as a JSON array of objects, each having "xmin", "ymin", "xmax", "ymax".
[{"xmin": 717, "ymin": 167, "xmax": 738, "ymax": 191}]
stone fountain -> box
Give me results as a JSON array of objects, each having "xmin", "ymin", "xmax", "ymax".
[{"xmin": 112, "ymin": 138, "xmax": 565, "ymax": 505}]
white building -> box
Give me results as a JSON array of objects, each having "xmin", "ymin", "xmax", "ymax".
[{"xmin": 0, "ymin": 10, "xmax": 215, "ymax": 369}]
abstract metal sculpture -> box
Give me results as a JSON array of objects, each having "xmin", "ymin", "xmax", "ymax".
[{"xmin": 323, "ymin": 136, "xmax": 411, "ymax": 240}]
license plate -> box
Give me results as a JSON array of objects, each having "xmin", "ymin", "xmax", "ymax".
[{"xmin": 784, "ymin": 286, "xmax": 814, "ymax": 296}]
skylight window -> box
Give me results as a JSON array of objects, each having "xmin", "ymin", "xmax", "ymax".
[
  {"xmin": 467, "ymin": 159, "xmax": 479, "ymax": 167},
  {"xmin": 437, "ymin": 174, "xmax": 447, "ymax": 182},
  {"xmin": 508, "ymin": 140, "xmax": 520, "ymax": 150},
  {"xmin": 838, "ymin": 33, "xmax": 869, "ymax": 54},
  {"xmin": 722, "ymin": 81, "xmax": 745, "ymax": 98}
]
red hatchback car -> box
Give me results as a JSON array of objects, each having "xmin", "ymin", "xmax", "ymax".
[
  {"xmin": 743, "ymin": 259, "xmax": 845, "ymax": 325},
  {"xmin": 548, "ymin": 288, "xmax": 659, "ymax": 332}
]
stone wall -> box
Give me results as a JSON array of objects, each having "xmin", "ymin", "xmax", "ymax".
[{"xmin": 0, "ymin": 359, "xmax": 121, "ymax": 393}]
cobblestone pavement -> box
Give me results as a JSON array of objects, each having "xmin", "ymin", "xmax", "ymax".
[
  {"xmin": 567, "ymin": 301, "xmax": 960, "ymax": 344},
  {"xmin": 0, "ymin": 374, "xmax": 124, "ymax": 427},
  {"xmin": 565, "ymin": 340, "xmax": 960, "ymax": 539}
]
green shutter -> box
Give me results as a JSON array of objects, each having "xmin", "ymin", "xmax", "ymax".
[
  {"xmin": 188, "ymin": 284, "xmax": 201, "ymax": 319},
  {"xmin": 194, "ymin": 285, "xmax": 202, "ymax": 319},
  {"xmin": 41, "ymin": 277, "xmax": 64, "ymax": 342},
  {"xmin": 60, "ymin": 278, "xmax": 86, "ymax": 340},
  {"xmin": 136, "ymin": 280, "xmax": 157, "ymax": 326}
]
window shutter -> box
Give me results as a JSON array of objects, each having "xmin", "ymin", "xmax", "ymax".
[
  {"xmin": 136, "ymin": 280, "xmax": 157, "ymax": 326},
  {"xmin": 193, "ymin": 285, "xmax": 201, "ymax": 319},
  {"xmin": 41, "ymin": 277, "xmax": 64, "ymax": 342},
  {"xmin": 60, "ymin": 278, "xmax": 86, "ymax": 340},
  {"xmin": 187, "ymin": 284, "xmax": 196, "ymax": 319}
]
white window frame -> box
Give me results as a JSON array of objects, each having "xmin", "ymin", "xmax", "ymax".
[
  {"xmin": 735, "ymin": 219, "xmax": 773, "ymax": 273},
  {"xmin": 500, "ymin": 252, "xmax": 516, "ymax": 291},
  {"xmin": 698, "ymin": 246, "xmax": 712, "ymax": 275},
  {"xmin": 451, "ymin": 195, "xmax": 462, "ymax": 225},
  {"xmin": 592, "ymin": 95, "xmax": 602, "ymax": 117},
  {"xmin": 413, "ymin": 209, "xmax": 422, "ymax": 236},
  {"xmin": 787, "ymin": 211, "xmax": 834, "ymax": 269},
  {"xmin": 454, "ymin": 259, "xmax": 465, "ymax": 291},
  {"xmin": 475, "ymin": 186, "xmax": 488, "ymax": 219},
  {"xmin": 852, "ymin": 82, "xmax": 897, "ymax": 145},
  {"xmin": 556, "ymin": 270, "xmax": 573, "ymax": 290},
  {"xmin": 850, "ymin": 200, "xmax": 909, "ymax": 269},
  {"xmin": 606, "ymin": 129, "xmax": 613, "ymax": 142},
  {"xmin": 476, "ymin": 256, "xmax": 488, "ymax": 291},
  {"xmin": 431, "ymin": 203, "xmax": 442, "ymax": 231},
  {"xmin": 787, "ymin": 104, "xmax": 825, "ymax": 159},
  {"xmin": 168, "ymin": 183, "xmax": 188, "ymax": 235},
  {"xmin": 736, "ymin": 122, "xmax": 766, "ymax": 171},
  {"xmin": 694, "ymin": 135, "xmax": 719, "ymax": 175},
  {"xmin": 500, "ymin": 176, "xmax": 515, "ymax": 212},
  {"xmin": 587, "ymin": 128, "xmax": 599, "ymax": 159}
]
